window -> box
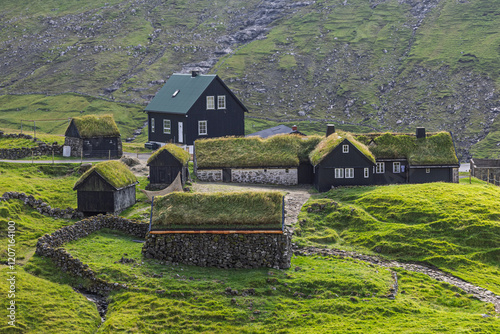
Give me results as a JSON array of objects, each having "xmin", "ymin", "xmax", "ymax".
[
  {"xmin": 376, "ymin": 162, "xmax": 385, "ymax": 174},
  {"xmin": 364, "ymin": 168, "xmax": 369, "ymax": 178},
  {"xmin": 345, "ymin": 168, "xmax": 354, "ymax": 178},
  {"xmin": 198, "ymin": 120, "xmax": 207, "ymax": 135},
  {"xmin": 218, "ymin": 95, "xmax": 226, "ymax": 109},
  {"xmin": 151, "ymin": 118, "xmax": 155, "ymax": 133},
  {"xmin": 206, "ymin": 96, "xmax": 215, "ymax": 110},
  {"xmin": 393, "ymin": 162, "xmax": 401, "ymax": 173},
  {"xmin": 342, "ymin": 145, "xmax": 349, "ymax": 153},
  {"xmin": 426, "ymin": 168, "xmax": 431, "ymax": 174},
  {"xmin": 163, "ymin": 119, "xmax": 171, "ymax": 134},
  {"xmin": 335, "ymin": 168, "xmax": 344, "ymax": 178}
]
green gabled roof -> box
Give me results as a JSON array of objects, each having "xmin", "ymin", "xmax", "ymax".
[
  {"xmin": 73, "ymin": 161, "xmax": 138, "ymax": 190},
  {"xmin": 147, "ymin": 143, "xmax": 190, "ymax": 165},
  {"xmin": 145, "ymin": 74, "xmax": 216, "ymax": 114},
  {"xmin": 309, "ymin": 132, "xmax": 376, "ymax": 165},
  {"xmin": 69, "ymin": 114, "xmax": 120, "ymax": 138},
  {"xmin": 354, "ymin": 131, "xmax": 459, "ymax": 165}
]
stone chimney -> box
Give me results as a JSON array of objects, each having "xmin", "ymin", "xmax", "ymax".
[
  {"xmin": 326, "ymin": 124, "xmax": 336, "ymax": 137},
  {"xmin": 416, "ymin": 127, "xmax": 426, "ymax": 139},
  {"xmin": 191, "ymin": 71, "xmax": 199, "ymax": 77},
  {"xmin": 292, "ymin": 125, "xmax": 298, "ymax": 132}
]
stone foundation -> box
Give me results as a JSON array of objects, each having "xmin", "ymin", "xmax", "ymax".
[
  {"xmin": 142, "ymin": 230, "xmax": 292, "ymax": 269},
  {"xmin": 231, "ymin": 168, "xmax": 298, "ymax": 185},
  {"xmin": 196, "ymin": 169, "xmax": 223, "ymax": 182}
]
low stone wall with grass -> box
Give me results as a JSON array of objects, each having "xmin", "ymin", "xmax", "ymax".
[
  {"xmin": 142, "ymin": 230, "xmax": 293, "ymax": 269},
  {"xmin": 0, "ymin": 132, "xmax": 63, "ymax": 159},
  {"xmin": 35, "ymin": 215, "xmax": 148, "ymax": 294}
]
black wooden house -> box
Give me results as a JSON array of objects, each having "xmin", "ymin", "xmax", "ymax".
[
  {"xmin": 144, "ymin": 71, "xmax": 248, "ymax": 148},
  {"xmin": 73, "ymin": 161, "xmax": 138, "ymax": 215},
  {"xmin": 64, "ymin": 114, "xmax": 122, "ymax": 158},
  {"xmin": 147, "ymin": 144, "xmax": 190, "ymax": 189}
]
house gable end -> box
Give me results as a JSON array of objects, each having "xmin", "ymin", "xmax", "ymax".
[
  {"xmin": 319, "ymin": 139, "xmax": 376, "ymax": 168},
  {"xmin": 65, "ymin": 120, "xmax": 81, "ymax": 138},
  {"xmin": 73, "ymin": 171, "xmax": 116, "ymax": 191}
]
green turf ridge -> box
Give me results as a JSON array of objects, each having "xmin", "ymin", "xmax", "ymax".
[
  {"xmin": 74, "ymin": 160, "xmax": 138, "ymax": 190},
  {"xmin": 295, "ymin": 182, "xmax": 500, "ymax": 295},
  {"xmin": 147, "ymin": 143, "xmax": 190, "ymax": 165},
  {"xmin": 71, "ymin": 114, "xmax": 120, "ymax": 138}
]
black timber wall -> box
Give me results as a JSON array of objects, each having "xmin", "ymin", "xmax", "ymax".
[
  {"xmin": 148, "ymin": 150, "xmax": 188, "ymax": 185},
  {"xmin": 372, "ymin": 160, "xmax": 408, "ymax": 185},
  {"xmin": 409, "ymin": 167, "xmax": 454, "ymax": 183}
]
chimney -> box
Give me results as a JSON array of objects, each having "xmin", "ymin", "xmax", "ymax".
[
  {"xmin": 416, "ymin": 127, "xmax": 426, "ymax": 139},
  {"xmin": 326, "ymin": 124, "xmax": 336, "ymax": 137},
  {"xmin": 292, "ymin": 125, "xmax": 298, "ymax": 132},
  {"xmin": 191, "ymin": 70, "xmax": 199, "ymax": 77}
]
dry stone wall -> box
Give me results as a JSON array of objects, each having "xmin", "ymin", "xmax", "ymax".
[
  {"xmin": 231, "ymin": 168, "xmax": 297, "ymax": 185},
  {"xmin": 1, "ymin": 192, "xmax": 83, "ymax": 220},
  {"xmin": 0, "ymin": 133, "xmax": 63, "ymax": 159},
  {"xmin": 142, "ymin": 230, "xmax": 293, "ymax": 269},
  {"xmin": 196, "ymin": 169, "xmax": 223, "ymax": 182}
]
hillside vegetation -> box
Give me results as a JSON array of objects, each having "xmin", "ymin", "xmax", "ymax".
[{"xmin": 1, "ymin": 0, "xmax": 500, "ymax": 157}]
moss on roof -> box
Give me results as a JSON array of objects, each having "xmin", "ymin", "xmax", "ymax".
[
  {"xmin": 355, "ymin": 131, "xmax": 459, "ymax": 165},
  {"xmin": 147, "ymin": 144, "xmax": 190, "ymax": 165},
  {"xmin": 74, "ymin": 161, "xmax": 137, "ymax": 190},
  {"xmin": 195, "ymin": 134, "xmax": 323, "ymax": 168},
  {"xmin": 151, "ymin": 191, "xmax": 284, "ymax": 230},
  {"xmin": 71, "ymin": 114, "xmax": 120, "ymax": 138},
  {"xmin": 309, "ymin": 131, "xmax": 376, "ymax": 165}
]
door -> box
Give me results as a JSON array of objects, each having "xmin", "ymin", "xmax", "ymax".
[{"xmin": 178, "ymin": 122, "xmax": 183, "ymax": 143}]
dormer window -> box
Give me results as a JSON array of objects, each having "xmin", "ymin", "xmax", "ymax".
[
  {"xmin": 342, "ymin": 145, "xmax": 349, "ymax": 153},
  {"xmin": 218, "ymin": 95, "xmax": 226, "ymax": 109},
  {"xmin": 172, "ymin": 89, "xmax": 180, "ymax": 97},
  {"xmin": 207, "ymin": 96, "xmax": 215, "ymax": 110}
]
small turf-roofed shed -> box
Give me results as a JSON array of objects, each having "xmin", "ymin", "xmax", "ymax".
[
  {"xmin": 147, "ymin": 144, "xmax": 190, "ymax": 188},
  {"xmin": 64, "ymin": 114, "xmax": 122, "ymax": 158},
  {"xmin": 74, "ymin": 161, "xmax": 138, "ymax": 215}
]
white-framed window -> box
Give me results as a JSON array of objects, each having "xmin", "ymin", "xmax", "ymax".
[
  {"xmin": 376, "ymin": 162, "xmax": 385, "ymax": 174},
  {"xmin": 426, "ymin": 168, "xmax": 431, "ymax": 174},
  {"xmin": 345, "ymin": 168, "xmax": 354, "ymax": 178},
  {"xmin": 342, "ymin": 144, "xmax": 349, "ymax": 153},
  {"xmin": 393, "ymin": 162, "xmax": 401, "ymax": 173},
  {"xmin": 218, "ymin": 95, "xmax": 226, "ymax": 109},
  {"xmin": 163, "ymin": 119, "xmax": 171, "ymax": 134},
  {"xmin": 335, "ymin": 168, "xmax": 344, "ymax": 179},
  {"xmin": 364, "ymin": 168, "xmax": 369, "ymax": 178},
  {"xmin": 198, "ymin": 120, "xmax": 207, "ymax": 135},
  {"xmin": 206, "ymin": 96, "xmax": 215, "ymax": 110},
  {"xmin": 151, "ymin": 118, "xmax": 155, "ymax": 133}
]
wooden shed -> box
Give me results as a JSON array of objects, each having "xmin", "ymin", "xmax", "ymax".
[
  {"xmin": 147, "ymin": 144, "xmax": 190, "ymax": 189},
  {"xmin": 65, "ymin": 114, "xmax": 122, "ymax": 158},
  {"xmin": 73, "ymin": 161, "xmax": 138, "ymax": 215}
]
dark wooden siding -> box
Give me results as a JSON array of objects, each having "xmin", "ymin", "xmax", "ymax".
[
  {"xmin": 81, "ymin": 137, "xmax": 121, "ymax": 158},
  {"xmin": 147, "ymin": 78, "xmax": 245, "ymax": 145},
  {"xmin": 148, "ymin": 150, "xmax": 187, "ymax": 185},
  {"xmin": 65, "ymin": 121, "xmax": 80, "ymax": 138},
  {"xmin": 372, "ymin": 160, "xmax": 408, "ymax": 185},
  {"xmin": 298, "ymin": 162, "xmax": 313, "ymax": 184},
  {"xmin": 409, "ymin": 167, "xmax": 453, "ymax": 183}
]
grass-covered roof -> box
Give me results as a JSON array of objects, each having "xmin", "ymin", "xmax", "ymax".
[
  {"xmin": 151, "ymin": 191, "xmax": 284, "ymax": 230},
  {"xmin": 147, "ymin": 144, "xmax": 190, "ymax": 165},
  {"xmin": 310, "ymin": 132, "xmax": 376, "ymax": 165},
  {"xmin": 355, "ymin": 131, "xmax": 459, "ymax": 165},
  {"xmin": 195, "ymin": 134, "xmax": 323, "ymax": 168},
  {"xmin": 71, "ymin": 114, "xmax": 120, "ymax": 138},
  {"xmin": 74, "ymin": 161, "xmax": 137, "ymax": 190}
]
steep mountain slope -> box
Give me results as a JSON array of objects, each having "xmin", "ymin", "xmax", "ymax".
[{"xmin": 1, "ymin": 0, "xmax": 500, "ymax": 158}]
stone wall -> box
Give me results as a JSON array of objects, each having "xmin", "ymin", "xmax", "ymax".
[
  {"xmin": 231, "ymin": 168, "xmax": 298, "ymax": 185},
  {"xmin": 196, "ymin": 169, "xmax": 223, "ymax": 182},
  {"xmin": 64, "ymin": 136, "xmax": 82, "ymax": 157},
  {"xmin": 142, "ymin": 230, "xmax": 293, "ymax": 269},
  {"xmin": 0, "ymin": 132, "xmax": 63, "ymax": 160},
  {"xmin": 35, "ymin": 215, "xmax": 149, "ymax": 294}
]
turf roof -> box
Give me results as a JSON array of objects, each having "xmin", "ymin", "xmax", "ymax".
[
  {"xmin": 147, "ymin": 144, "xmax": 190, "ymax": 165},
  {"xmin": 151, "ymin": 191, "xmax": 284, "ymax": 230},
  {"xmin": 69, "ymin": 114, "xmax": 120, "ymax": 138},
  {"xmin": 309, "ymin": 132, "xmax": 376, "ymax": 165},
  {"xmin": 195, "ymin": 134, "xmax": 323, "ymax": 168},
  {"xmin": 74, "ymin": 161, "xmax": 138, "ymax": 190}
]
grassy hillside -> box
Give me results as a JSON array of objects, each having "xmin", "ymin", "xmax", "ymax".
[{"xmin": 295, "ymin": 182, "xmax": 500, "ymax": 295}]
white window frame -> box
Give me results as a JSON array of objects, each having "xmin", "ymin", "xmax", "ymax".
[
  {"xmin": 345, "ymin": 168, "xmax": 354, "ymax": 178},
  {"xmin": 364, "ymin": 168, "xmax": 369, "ymax": 178},
  {"xmin": 151, "ymin": 117, "xmax": 155, "ymax": 133},
  {"xmin": 206, "ymin": 96, "xmax": 215, "ymax": 110},
  {"xmin": 217, "ymin": 95, "xmax": 226, "ymax": 109},
  {"xmin": 163, "ymin": 119, "xmax": 171, "ymax": 134},
  {"xmin": 393, "ymin": 162, "xmax": 401, "ymax": 173},
  {"xmin": 426, "ymin": 168, "xmax": 431, "ymax": 174},
  {"xmin": 376, "ymin": 162, "xmax": 385, "ymax": 174},
  {"xmin": 198, "ymin": 120, "xmax": 207, "ymax": 135},
  {"xmin": 335, "ymin": 168, "xmax": 344, "ymax": 179},
  {"xmin": 342, "ymin": 144, "xmax": 349, "ymax": 153}
]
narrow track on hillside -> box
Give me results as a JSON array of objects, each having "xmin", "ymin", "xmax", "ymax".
[{"xmin": 294, "ymin": 246, "xmax": 500, "ymax": 313}]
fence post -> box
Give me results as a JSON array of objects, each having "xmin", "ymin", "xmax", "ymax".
[
  {"xmin": 148, "ymin": 196, "xmax": 155, "ymax": 233},
  {"xmin": 52, "ymin": 148, "xmax": 54, "ymax": 164},
  {"xmin": 31, "ymin": 150, "xmax": 34, "ymax": 164},
  {"xmin": 488, "ymin": 168, "xmax": 490, "ymax": 184},
  {"xmin": 109, "ymin": 150, "xmax": 111, "ymax": 160},
  {"xmin": 80, "ymin": 150, "xmax": 83, "ymax": 164},
  {"xmin": 282, "ymin": 196, "xmax": 285, "ymax": 232},
  {"xmin": 469, "ymin": 169, "xmax": 471, "ymax": 184}
]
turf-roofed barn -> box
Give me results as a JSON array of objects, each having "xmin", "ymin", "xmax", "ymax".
[
  {"xmin": 64, "ymin": 114, "xmax": 122, "ymax": 158},
  {"xmin": 147, "ymin": 144, "xmax": 190, "ymax": 189},
  {"xmin": 144, "ymin": 71, "xmax": 248, "ymax": 150},
  {"xmin": 310, "ymin": 127, "xmax": 459, "ymax": 192},
  {"xmin": 73, "ymin": 161, "xmax": 138, "ymax": 216},
  {"xmin": 142, "ymin": 191, "xmax": 292, "ymax": 269}
]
